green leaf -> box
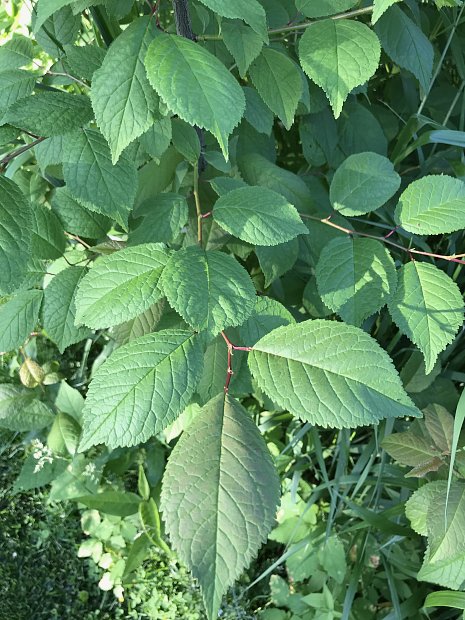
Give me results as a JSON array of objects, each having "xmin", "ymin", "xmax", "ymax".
[
  {"xmin": 405, "ymin": 481, "xmax": 446, "ymax": 536},
  {"xmin": 171, "ymin": 118, "xmax": 201, "ymax": 164},
  {"xmin": 330, "ymin": 152, "xmax": 401, "ymax": 216},
  {"xmin": 51, "ymin": 187, "xmax": 111, "ymax": 239},
  {"xmin": 75, "ymin": 243, "xmax": 169, "ymax": 329},
  {"xmin": 249, "ymin": 48, "xmax": 302, "ymax": 130},
  {"xmin": 0, "ymin": 290, "xmax": 43, "ymax": 353},
  {"xmin": 139, "ymin": 498, "xmax": 170, "ymax": 553},
  {"xmin": 196, "ymin": 336, "xmax": 230, "ymax": 404},
  {"xmin": 62, "ymin": 128, "xmax": 137, "ymax": 227},
  {"xmin": 160, "ymin": 246, "xmax": 256, "ymax": 336},
  {"xmin": 4, "ymin": 92, "xmax": 93, "ymax": 137},
  {"xmin": 47, "ymin": 411, "xmax": 81, "ymax": 456},
  {"xmin": 0, "ymin": 176, "xmax": 32, "ymax": 294},
  {"xmin": 296, "ymin": 0, "xmax": 359, "ymax": 17},
  {"xmin": 299, "ymin": 20, "xmax": 381, "ymax": 118},
  {"xmin": 248, "ymin": 319, "xmax": 421, "ymax": 428},
  {"xmin": 31, "ymin": 204, "xmax": 67, "ymax": 259},
  {"xmin": 197, "ymin": 0, "xmax": 268, "ymax": 40},
  {"xmin": 12, "ymin": 453, "xmax": 68, "ymax": 494},
  {"xmin": 139, "ymin": 117, "xmax": 172, "ymax": 161},
  {"xmin": 372, "ymin": 0, "xmax": 401, "ymax": 23},
  {"xmin": 256, "ymin": 239, "xmax": 299, "ymax": 287},
  {"xmin": 75, "ymin": 491, "xmax": 141, "ymax": 517},
  {"xmin": 43, "ymin": 266, "xmax": 92, "ymax": 353},
  {"xmin": 375, "ymin": 6, "xmax": 433, "ymax": 91},
  {"xmin": 79, "ymin": 330, "xmax": 205, "ymax": 450},
  {"xmin": 238, "ymin": 297, "xmax": 295, "ymax": 347},
  {"xmin": 424, "ymin": 591, "xmax": 465, "ymax": 610},
  {"xmin": 129, "ymin": 193, "xmax": 188, "ymax": 245},
  {"xmin": 35, "ymin": 6, "xmax": 80, "ymax": 57},
  {"xmin": 91, "ymin": 17, "xmax": 159, "ymax": 164},
  {"xmin": 427, "ymin": 482, "xmax": 465, "ymax": 563},
  {"xmin": 0, "ymin": 384, "xmax": 54, "ymax": 431},
  {"xmin": 315, "ymin": 237, "xmax": 397, "ymax": 326},
  {"xmin": 111, "ymin": 300, "xmax": 166, "ymax": 346},
  {"xmin": 388, "ymin": 262, "xmax": 464, "ymax": 374},
  {"xmin": 243, "ymin": 86, "xmax": 274, "ymax": 135},
  {"xmin": 145, "ymin": 34, "xmax": 245, "ymax": 159},
  {"xmin": 382, "ymin": 431, "xmax": 441, "ymax": 466},
  {"xmin": 34, "ymin": 0, "xmax": 75, "ymax": 32},
  {"xmin": 0, "ymin": 36, "xmax": 33, "ymax": 71},
  {"xmin": 394, "ymin": 175, "xmax": 465, "ymax": 235},
  {"xmin": 0, "ymin": 70, "xmax": 36, "ymax": 115},
  {"xmin": 213, "ymin": 186, "xmax": 307, "ymax": 246},
  {"xmin": 222, "ymin": 20, "xmax": 263, "ymax": 78},
  {"xmin": 65, "ymin": 44, "xmax": 106, "ymax": 81},
  {"xmin": 161, "ymin": 393, "xmax": 280, "ymax": 620}
]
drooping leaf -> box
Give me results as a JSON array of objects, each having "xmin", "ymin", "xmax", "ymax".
[
  {"xmin": 330, "ymin": 151, "xmax": 401, "ymax": 216},
  {"xmin": 394, "ymin": 175, "xmax": 465, "ymax": 235},
  {"xmin": 91, "ymin": 17, "xmax": 159, "ymax": 164},
  {"xmin": 197, "ymin": 0, "xmax": 268, "ymax": 40},
  {"xmin": 222, "ymin": 20, "xmax": 263, "ymax": 78},
  {"xmin": 249, "ymin": 48, "xmax": 302, "ymax": 130},
  {"xmin": 62, "ymin": 128, "xmax": 137, "ymax": 227},
  {"xmin": 299, "ymin": 19, "xmax": 381, "ymax": 117},
  {"xmin": 0, "ymin": 290, "xmax": 43, "ymax": 353},
  {"xmin": 296, "ymin": 0, "xmax": 359, "ymax": 17},
  {"xmin": 160, "ymin": 246, "xmax": 256, "ymax": 336},
  {"xmin": 75, "ymin": 243, "xmax": 170, "ymax": 329},
  {"xmin": 79, "ymin": 330, "xmax": 205, "ymax": 450},
  {"xmin": 129, "ymin": 193, "xmax": 188, "ymax": 245},
  {"xmin": 145, "ymin": 34, "xmax": 245, "ymax": 159},
  {"xmin": 248, "ymin": 319, "xmax": 421, "ymax": 428},
  {"xmin": 0, "ymin": 384, "xmax": 54, "ymax": 431},
  {"xmin": 0, "ymin": 176, "xmax": 32, "ymax": 294},
  {"xmin": 213, "ymin": 186, "xmax": 307, "ymax": 246},
  {"xmin": 388, "ymin": 262, "xmax": 464, "ymax": 374},
  {"xmin": 315, "ymin": 237, "xmax": 397, "ymax": 326},
  {"xmin": 51, "ymin": 187, "xmax": 111, "ymax": 239},
  {"xmin": 161, "ymin": 393, "xmax": 280, "ymax": 620},
  {"xmin": 171, "ymin": 118, "xmax": 201, "ymax": 164},
  {"xmin": 43, "ymin": 266, "xmax": 92, "ymax": 353}
]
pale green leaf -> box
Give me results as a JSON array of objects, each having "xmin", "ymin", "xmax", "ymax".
[
  {"xmin": 248, "ymin": 319, "xmax": 421, "ymax": 428},
  {"xmin": 62, "ymin": 128, "xmax": 137, "ymax": 227},
  {"xmin": 43, "ymin": 266, "xmax": 92, "ymax": 353},
  {"xmin": 382, "ymin": 431, "xmax": 441, "ymax": 466},
  {"xmin": 91, "ymin": 17, "xmax": 159, "ymax": 164},
  {"xmin": 79, "ymin": 330, "xmax": 205, "ymax": 450},
  {"xmin": 0, "ymin": 384, "xmax": 54, "ymax": 431},
  {"xmin": 418, "ymin": 548, "xmax": 465, "ymax": 590},
  {"xmin": 51, "ymin": 187, "xmax": 111, "ymax": 239},
  {"xmin": 249, "ymin": 48, "xmax": 302, "ymax": 130},
  {"xmin": 34, "ymin": 0, "xmax": 75, "ymax": 32},
  {"xmin": 315, "ymin": 237, "xmax": 397, "ymax": 326},
  {"xmin": 0, "ymin": 290, "xmax": 43, "ymax": 353},
  {"xmin": 222, "ymin": 20, "xmax": 263, "ymax": 78},
  {"xmin": 75, "ymin": 243, "xmax": 170, "ymax": 329},
  {"xmin": 197, "ymin": 0, "xmax": 268, "ymax": 40},
  {"xmin": 296, "ymin": 0, "xmax": 359, "ymax": 17},
  {"xmin": 256, "ymin": 239, "xmax": 299, "ymax": 287},
  {"xmin": 330, "ymin": 151, "xmax": 400, "ymax": 215},
  {"xmin": 161, "ymin": 393, "xmax": 280, "ymax": 620},
  {"xmin": 4, "ymin": 92, "xmax": 93, "ymax": 136},
  {"xmin": 145, "ymin": 34, "xmax": 245, "ymax": 159},
  {"xmin": 375, "ymin": 6, "xmax": 433, "ymax": 91},
  {"xmin": 299, "ymin": 20, "xmax": 381, "ymax": 117},
  {"xmin": 213, "ymin": 186, "xmax": 307, "ymax": 246},
  {"xmin": 388, "ymin": 262, "xmax": 464, "ymax": 374},
  {"xmin": 160, "ymin": 246, "xmax": 256, "ymax": 336},
  {"xmin": 405, "ymin": 480, "xmax": 446, "ymax": 536},
  {"xmin": 372, "ymin": 0, "xmax": 401, "ymax": 23},
  {"xmin": 47, "ymin": 411, "xmax": 81, "ymax": 456},
  {"xmin": 394, "ymin": 175, "xmax": 465, "ymax": 235},
  {"xmin": 0, "ymin": 176, "xmax": 32, "ymax": 294},
  {"xmin": 427, "ymin": 482, "xmax": 465, "ymax": 563}
]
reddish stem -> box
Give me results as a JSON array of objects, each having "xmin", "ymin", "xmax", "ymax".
[{"xmin": 220, "ymin": 331, "xmax": 253, "ymax": 393}]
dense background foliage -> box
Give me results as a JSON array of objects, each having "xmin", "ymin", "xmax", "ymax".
[{"xmin": 3, "ymin": 0, "xmax": 465, "ymax": 617}]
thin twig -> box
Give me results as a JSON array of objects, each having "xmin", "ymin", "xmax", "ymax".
[
  {"xmin": 0, "ymin": 137, "xmax": 45, "ymax": 173},
  {"xmin": 221, "ymin": 331, "xmax": 253, "ymax": 394}
]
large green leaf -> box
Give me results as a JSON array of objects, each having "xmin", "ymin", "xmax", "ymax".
[
  {"xmin": 0, "ymin": 385, "xmax": 54, "ymax": 431},
  {"xmin": 256, "ymin": 239, "xmax": 299, "ymax": 287},
  {"xmin": 249, "ymin": 48, "xmax": 302, "ymax": 130},
  {"xmin": 145, "ymin": 34, "xmax": 245, "ymax": 159},
  {"xmin": 43, "ymin": 266, "xmax": 92, "ymax": 353},
  {"xmin": 388, "ymin": 262, "xmax": 464, "ymax": 374},
  {"xmin": 79, "ymin": 330, "xmax": 204, "ymax": 450},
  {"xmin": 0, "ymin": 36, "xmax": 34, "ymax": 71},
  {"xmin": 296, "ymin": 0, "xmax": 359, "ymax": 17},
  {"xmin": 197, "ymin": 0, "xmax": 268, "ymax": 40},
  {"xmin": 75, "ymin": 243, "xmax": 170, "ymax": 329},
  {"xmin": 382, "ymin": 432, "xmax": 441, "ymax": 467},
  {"xmin": 62, "ymin": 128, "xmax": 137, "ymax": 227},
  {"xmin": 238, "ymin": 297, "xmax": 295, "ymax": 347},
  {"xmin": 299, "ymin": 20, "xmax": 381, "ymax": 117},
  {"xmin": 0, "ymin": 290, "xmax": 43, "ymax": 353},
  {"xmin": 394, "ymin": 175, "xmax": 465, "ymax": 235},
  {"xmin": 222, "ymin": 20, "xmax": 263, "ymax": 78},
  {"xmin": 213, "ymin": 186, "xmax": 307, "ymax": 246},
  {"xmin": 375, "ymin": 6, "xmax": 433, "ymax": 91},
  {"xmin": 330, "ymin": 152, "xmax": 401, "ymax": 216},
  {"xmin": 161, "ymin": 393, "xmax": 280, "ymax": 620},
  {"xmin": 4, "ymin": 92, "xmax": 93, "ymax": 136},
  {"xmin": 160, "ymin": 246, "xmax": 256, "ymax": 336},
  {"xmin": 315, "ymin": 237, "xmax": 397, "ymax": 326},
  {"xmin": 91, "ymin": 17, "xmax": 159, "ymax": 164},
  {"xmin": 248, "ymin": 319, "xmax": 420, "ymax": 427},
  {"xmin": 33, "ymin": 0, "xmax": 74, "ymax": 32},
  {"xmin": 0, "ymin": 176, "xmax": 32, "ymax": 294},
  {"xmin": 405, "ymin": 481, "xmax": 446, "ymax": 536}
]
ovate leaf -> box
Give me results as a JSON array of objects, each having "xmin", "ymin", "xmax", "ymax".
[
  {"xmin": 161, "ymin": 393, "xmax": 280, "ymax": 620},
  {"xmin": 315, "ymin": 237, "xmax": 397, "ymax": 326},
  {"xmin": 145, "ymin": 34, "xmax": 245, "ymax": 159},
  {"xmin": 197, "ymin": 0, "xmax": 268, "ymax": 40},
  {"xmin": 296, "ymin": 0, "xmax": 359, "ymax": 17},
  {"xmin": 43, "ymin": 266, "xmax": 92, "ymax": 353},
  {"xmin": 129, "ymin": 193, "xmax": 188, "ymax": 245},
  {"xmin": 427, "ymin": 482, "xmax": 465, "ymax": 563},
  {"xmin": 91, "ymin": 17, "xmax": 159, "ymax": 164},
  {"xmin": 388, "ymin": 262, "xmax": 464, "ymax": 374},
  {"xmin": 34, "ymin": 0, "xmax": 74, "ymax": 32},
  {"xmin": 243, "ymin": 86, "xmax": 274, "ymax": 135},
  {"xmin": 248, "ymin": 319, "xmax": 420, "ymax": 428},
  {"xmin": 394, "ymin": 175, "xmax": 465, "ymax": 235},
  {"xmin": 160, "ymin": 246, "xmax": 256, "ymax": 336},
  {"xmin": 0, "ymin": 290, "xmax": 43, "ymax": 353},
  {"xmin": 330, "ymin": 152, "xmax": 401, "ymax": 216},
  {"xmin": 0, "ymin": 385, "xmax": 54, "ymax": 431},
  {"xmin": 299, "ymin": 20, "xmax": 381, "ymax": 117},
  {"xmin": 238, "ymin": 297, "xmax": 295, "ymax": 347},
  {"xmin": 382, "ymin": 431, "xmax": 441, "ymax": 466},
  {"xmin": 213, "ymin": 186, "xmax": 307, "ymax": 246},
  {"xmin": 47, "ymin": 411, "xmax": 81, "ymax": 456},
  {"xmin": 372, "ymin": 0, "xmax": 401, "ymax": 23},
  {"xmin": 249, "ymin": 48, "xmax": 302, "ymax": 130},
  {"xmin": 75, "ymin": 243, "xmax": 169, "ymax": 329},
  {"xmin": 222, "ymin": 20, "xmax": 263, "ymax": 78},
  {"xmin": 79, "ymin": 330, "xmax": 204, "ymax": 450},
  {"xmin": 0, "ymin": 36, "xmax": 34, "ymax": 71},
  {"xmin": 31, "ymin": 204, "xmax": 67, "ymax": 259},
  {"xmin": 256, "ymin": 239, "xmax": 299, "ymax": 287},
  {"xmin": 405, "ymin": 481, "xmax": 446, "ymax": 536},
  {"xmin": 0, "ymin": 70, "xmax": 36, "ymax": 113}
]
